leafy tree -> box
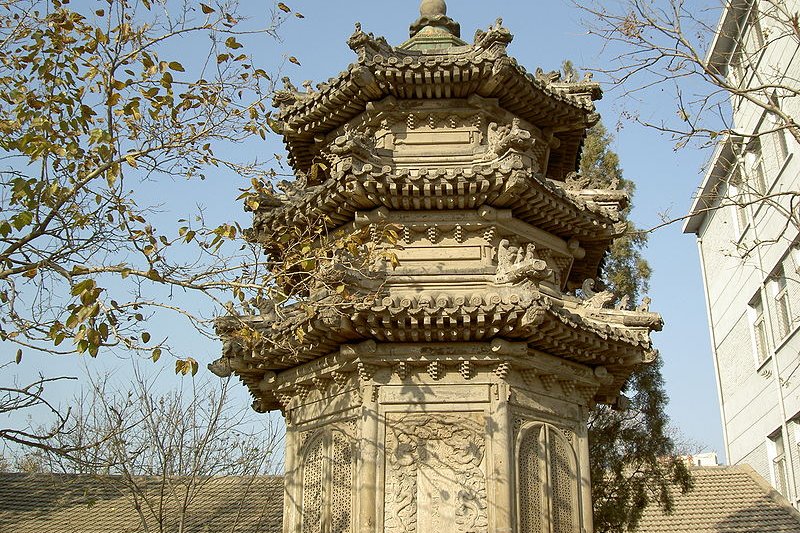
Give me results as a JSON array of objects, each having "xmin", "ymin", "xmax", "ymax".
[
  {"xmin": 0, "ymin": 0, "xmax": 286, "ymax": 363},
  {"xmin": 564, "ymin": 60, "xmax": 692, "ymax": 532},
  {"xmin": 581, "ymin": 122, "xmax": 652, "ymax": 304},
  {"xmin": 0, "ymin": 0, "xmax": 386, "ymax": 452}
]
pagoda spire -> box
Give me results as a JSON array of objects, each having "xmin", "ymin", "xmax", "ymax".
[
  {"xmin": 419, "ymin": 0, "xmax": 447, "ymax": 18},
  {"xmin": 404, "ymin": 0, "xmax": 464, "ymax": 49}
]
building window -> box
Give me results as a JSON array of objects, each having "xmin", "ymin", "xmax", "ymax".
[
  {"xmin": 729, "ymin": 3, "xmax": 764, "ymax": 89},
  {"xmin": 517, "ymin": 423, "xmax": 581, "ymax": 533},
  {"xmin": 744, "ymin": 138, "xmax": 767, "ymax": 196},
  {"xmin": 301, "ymin": 429, "xmax": 355, "ymax": 533},
  {"xmin": 768, "ymin": 93, "xmax": 790, "ymax": 162},
  {"xmin": 772, "ymin": 267, "xmax": 793, "ymax": 339},
  {"xmin": 745, "ymin": 4, "xmax": 765, "ymax": 52},
  {"xmin": 728, "ymin": 167, "xmax": 750, "ymax": 237},
  {"xmin": 776, "ymin": 128, "xmax": 790, "ymax": 161},
  {"xmin": 749, "ymin": 292, "xmax": 769, "ymax": 364},
  {"xmin": 769, "ymin": 429, "xmax": 789, "ymax": 496}
]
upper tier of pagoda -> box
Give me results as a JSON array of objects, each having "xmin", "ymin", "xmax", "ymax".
[
  {"xmin": 271, "ymin": 12, "xmax": 602, "ymax": 182},
  {"xmin": 254, "ymin": 12, "xmax": 625, "ymax": 288}
]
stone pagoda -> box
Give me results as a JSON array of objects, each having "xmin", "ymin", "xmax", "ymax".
[{"xmin": 213, "ymin": 2, "xmax": 662, "ymax": 532}]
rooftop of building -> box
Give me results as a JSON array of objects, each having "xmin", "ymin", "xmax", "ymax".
[
  {"xmin": 636, "ymin": 465, "xmax": 800, "ymax": 532},
  {"xmin": 0, "ymin": 473, "xmax": 284, "ymax": 533},
  {"xmin": 1, "ymin": 465, "xmax": 799, "ymax": 532}
]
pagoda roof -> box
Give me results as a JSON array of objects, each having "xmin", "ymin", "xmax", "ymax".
[
  {"xmin": 250, "ymin": 159, "xmax": 625, "ymax": 285},
  {"xmin": 214, "ymin": 287, "xmax": 661, "ymax": 410},
  {"xmin": 272, "ymin": 19, "xmax": 602, "ymax": 175}
]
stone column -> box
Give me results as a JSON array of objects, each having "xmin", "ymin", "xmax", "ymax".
[{"xmin": 358, "ymin": 384, "xmax": 380, "ymax": 533}]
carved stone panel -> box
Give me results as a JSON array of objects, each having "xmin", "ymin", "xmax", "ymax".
[
  {"xmin": 516, "ymin": 423, "xmax": 581, "ymax": 533},
  {"xmin": 302, "ymin": 436, "xmax": 325, "ymax": 533},
  {"xmin": 300, "ymin": 427, "xmax": 356, "ymax": 533},
  {"xmin": 518, "ymin": 425, "xmax": 544, "ymax": 533},
  {"xmin": 384, "ymin": 413, "xmax": 488, "ymax": 533}
]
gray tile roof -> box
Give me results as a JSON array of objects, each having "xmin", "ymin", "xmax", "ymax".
[
  {"xmin": 635, "ymin": 465, "xmax": 800, "ymax": 532},
  {"xmin": 0, "ymin": 473, "xmax": 284, "ymax": 533},
  {"xmin": 2, "ymin": 465, "xmax": 799, "ymax": 532}
]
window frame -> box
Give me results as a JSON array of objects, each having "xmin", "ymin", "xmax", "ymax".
[
  {"xmin": 516, "ymin": 422, "xmax": 582, "ymax": 533},
  {"xmin": 749, "ymin": 291, "xmax": 770, "ymax": 365},
  {"xmin": 769, "ymin": 429, "xmax": 789, "ymax": 496},
  {"xmin": 299, "ymin": 427, "xmax": 356, "ymax": 533},
  {"xmin": 772, "ymin": 266, "xmax": 793, "ymax": 340},
  {"xmin": 727, "ymin": 165, "xmax": 751, "ymax": 239}
]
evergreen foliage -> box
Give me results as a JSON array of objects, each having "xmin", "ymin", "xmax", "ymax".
[{"xmin": 581, "ymin": 122, "xmax": 652, "ymax": 304}]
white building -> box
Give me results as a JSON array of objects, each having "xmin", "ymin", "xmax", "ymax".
[{"xmin": 684, "ymin": 0, "xmax": 800, "ymax": 505}]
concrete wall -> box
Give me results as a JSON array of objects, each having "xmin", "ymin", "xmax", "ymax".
[{"xmin": 692, "ymin": 0, "xmax": 800, "ymax": 506}]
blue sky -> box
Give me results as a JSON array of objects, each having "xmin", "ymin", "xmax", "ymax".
[{"xmin": 3, "ymin": 0, "xmax": 726, "ymax": 460}]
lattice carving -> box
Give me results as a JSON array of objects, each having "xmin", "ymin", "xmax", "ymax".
[
  {"xmin": 550, "ymin": 433, "xmax": 576, "ymax": 533},
  {"xmin": 302, "ymin": 436, "xmax": 325, "ymax": 533},
  {"xmin": 385, "ymin": 413, "xmax": 488, "ymax": 533},
  {"xmin": 517, "ymin": 424, "xmax": 580, "ymax": 533},
  {"xmin": 331, "ymin": 432, "xmax": 354, "ymax": 533},
  {"xmin": 300, "ymin": 429, "xmax": 356, "ymax": 533},
  {"xmin": 518, "ymin": 425, "xmax": 543, "ymax": 533}
]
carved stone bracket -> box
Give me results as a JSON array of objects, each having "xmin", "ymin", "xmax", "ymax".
[
  {"xmin": 459, "ymin": 360, "xmax": 473, "ymax": 380},
  {"xmin": 578, "ymin": 279, "xmax": 615, "ymax": 309},
  {"xmin": 495, "ymin": 239, "xmax": 553, "ymax": 284},
  {"xmin": 427, "ymin": 361, "xmax": 444, "ymax": 380}
]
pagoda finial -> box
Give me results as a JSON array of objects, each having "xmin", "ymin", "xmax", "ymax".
[
  {"xmin": 420, "ymin": 0, "xmax": 447, "ymax": 18},
  {"xmin": 409, "ymin": 0, "xmax": 460, "ymax": 39}
]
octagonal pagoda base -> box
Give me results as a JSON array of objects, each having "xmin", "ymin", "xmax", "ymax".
[{"xmin": 278, "ymin": 340, "xmax": 599, "ymax": 533}]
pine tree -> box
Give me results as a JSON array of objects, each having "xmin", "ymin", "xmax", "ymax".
[{"xmin": 563, "ymin": 61, "xmax": 693, "ymax": 532}]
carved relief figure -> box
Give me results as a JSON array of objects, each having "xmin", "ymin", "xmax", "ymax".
[{"xmin": 385, "ymin": 413, "xmax": 488, "ymax": 533}]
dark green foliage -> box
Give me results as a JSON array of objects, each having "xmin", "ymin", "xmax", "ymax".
[
  {"xmin": 589, "ymin": 358, "xmax": 692, "ymax": 532},
  {"xmin": 566, "ymin": 60, "xmax": 692, "ymax": 532},
  {"xmin": 580, "ymin": 121, "xmax": 652, "ymax": 304}
]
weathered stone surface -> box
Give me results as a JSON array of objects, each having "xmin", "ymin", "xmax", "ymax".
[{"xmin": 216, "ymin": 3, "xmax": 661, "ymax": 532}]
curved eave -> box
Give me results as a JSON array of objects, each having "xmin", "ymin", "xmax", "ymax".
[
  {"xmin": 276, "ymin": 51, "xmax": 599, "ymax": 173},
  {"xmin": 250, "ymin": 163, "xmax": 621, "ymax": 276},
  {"xmin": 216, "ymin": 292, "xmax": 660, "ymax": 378}
]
